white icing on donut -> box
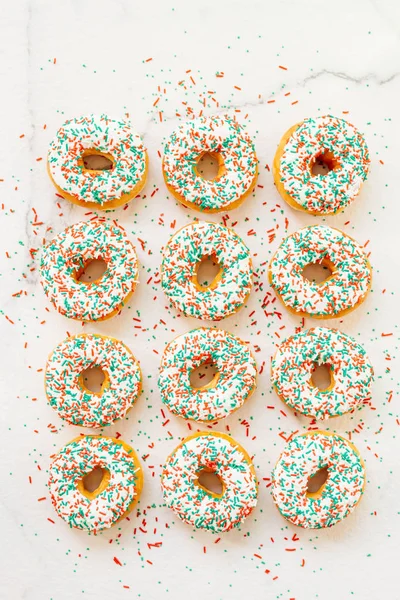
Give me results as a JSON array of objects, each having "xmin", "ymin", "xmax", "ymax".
[
  {"xmin": 277, "ymin": 115, "xmax": 370, "ymax": 214},
  {"xmin": 271, "ymin": 327, "xmax": 373, "ymax": 419},
  {"xmin": 48, "ymin": 114, "xmax": 147, "ymax": 206},
  {"xmin": 46, "ymin": 334, "xmax": 142, "ymax": 428},
  {"xmin": 163, "ymin": 114, "xmax": 257, "ymax": 211},
  {"xmin": 48, "ymin": 436, "xmax": 142, "ymax": 531},
  {"xmin": 161, "ymin": 433, "xmax": 258, "ymax": 533},
  {"xmin": 272, "ymin": 432, "xmax": 365, "ymax": 528},
  {"xmin": 269, "ymin": 225, "xmax": 371, "ymax": 317},
  {"xmin": 161, "ymin": 222, "xmax": 252, "ymax": 320},
  {"xmin": 159, "ymin": 328, "xmax": 257, "ymax": 421},
  {"xmin": 39, "ymin": 219, "xmax": 139, "ymax": 321}
]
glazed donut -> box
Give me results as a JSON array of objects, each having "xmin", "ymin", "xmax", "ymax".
[
  {"xmin": 268, "ymin": 225, "xmax": 371, "ymax": 318},
  {"xmin": 161, "ymin": 432, "xmax": 257, "ymax": 533},
  {"xmin": 271, "ymin": 327, "xmax": 373, "ymax": 420},
  {"xmin": 45, "ymin": 334, "xmax": 142, "ymax": 428},
  {"xmin": 272, "ymin": 431, "xmax": 365, "ymax": 528},
  {"xmin": 39, "ymin": 219, "xmax": 139, "ymax": 321},
  {"xmin": 161, "ymin": 221, "xmax": 252, "ymax": 320},
  {"xmin": 273, "ymin": 115, "xmax": 370, "ymax": 215},
  {"xmin": 48, "ymin": 435, "xmax": 143, "ymax": 531},
  {"xmin": 158, "ymin": 327, "xmax": 257, "ymax": 421},
  {"xmin": 47, "ymin": 114, "xmax": 148, "ymax": 209},
  {"xmin": 162, "ymin": 114, "xmax": 258, "ymax": 212}
]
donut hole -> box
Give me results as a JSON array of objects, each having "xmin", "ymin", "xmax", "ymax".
[
  {"xmin": 306, "ymin": 466, "xmax": 329, "ymax": 497},
  {"xmin": 76, "ymin": 258, "xmax": 108, "ymax": 283},
  {"xmin": 196, "ymin": 468, "xmax": 224, "ymax": 497},
  {"xmin": 302, "ymin": 260, "xmax": 333, "ymax": 284},
  {"xmin": 189, "ymin": 360, "xmax": 220, "ymax": 389},
  {"xmin": 81, "ymin": 151, "xmax": 114, "ymax": 171},
  {"xmin": 80, "ymin": 366, "xmax": 107, "ymax": 394},
  {"xmin": 310, "ymin": 150, "xmax": 340, "ymax": 176},
  {"xmin": 78, "ymin": 466, "xmax": 110, "ymax": 499},
  {"xmin": 195, "ymin": 255, "xmax": 222, "ymax": 290},
  {"xmin": 310, "ymin": 363, "xmax": 334, "ymax": 391},
  {"xmin": 195, "ymin": 152, "xmax": 224, "ymax": 181}
]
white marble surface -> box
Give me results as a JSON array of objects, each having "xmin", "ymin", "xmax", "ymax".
[{"xmin": 1, "ymin": 1, "xmax": 399, "ymax": 598}]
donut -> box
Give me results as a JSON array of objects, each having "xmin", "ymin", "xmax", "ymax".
[
  {"xmin": 271, "ymin": 327, "xmax": 373, "ymax": 420},
  {"xmin": 272, "ymin": 431, "xmax": 365, "ymax": 528},
  {"xmin": 273, "ymin": 115, "xmax": 370, "ymax": 215},
  {"xmin": 268, "ymin": 225, "xmax": 371, "ymax": 318},
  {"xmin": 45, "ymin": 334, "xmax": 142, "ymax": 428},
  {"xmin": 161, "ymin": 432, "xmax": 257, "ymax": 533},
  {"xmin": 39, "ymin": 219, "xmax": 139, "ymax": 321},
  {"xmin": 48, "ymin": 435, "xmax": 143, "ymax": 531},
  {"xmin": 161, "ymin": 221, "xmax": 252, "ymax": 320},
  {"xmin": 158, "ymin": 327, "xmax": 257, "ymax": 421},
  {"xmin": 47, "ymin": 114, "xmax": 148, "ymax": 210},
  {"xmin": 162, "ymin": 114, "xmax": 258, "ymax": 212}
]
